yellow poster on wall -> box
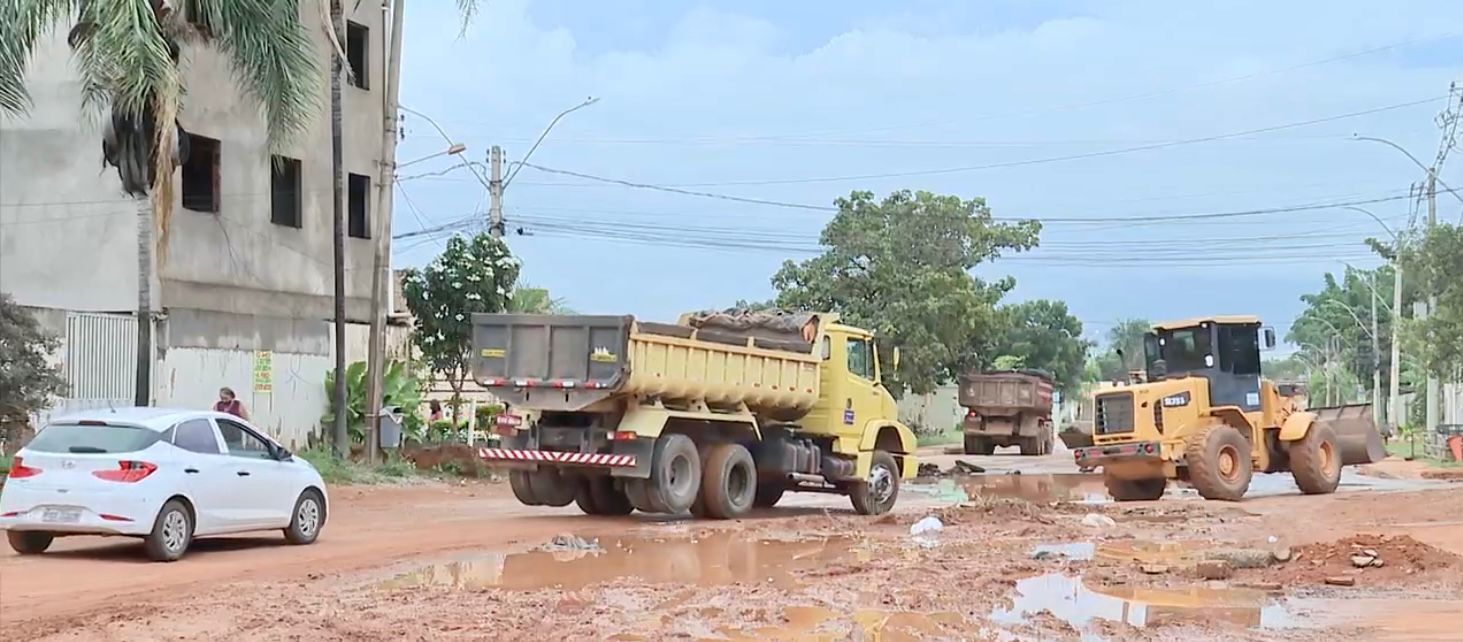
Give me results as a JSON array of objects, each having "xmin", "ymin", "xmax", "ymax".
[{"xmin": 253, "ymin": 351, "xmax": 273, "ymax": 394}]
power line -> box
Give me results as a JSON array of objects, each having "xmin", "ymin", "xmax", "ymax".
[{"xmin": 515, "ymin": 163, "xmax": 837, "ymax": 211}]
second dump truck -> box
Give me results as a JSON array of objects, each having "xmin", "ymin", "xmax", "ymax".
[
  {"xmin": 471, "ymin": 310, "xmax": 918, "ymax": 518},
  {"xmin": 958, "ymin": 370, "xmax": 1055, "ymax": 456}
]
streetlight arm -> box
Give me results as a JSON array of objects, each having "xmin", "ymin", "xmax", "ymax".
[
  {"xmin": 503, "ymin": 96, "xmax": 599, "ymax": 190},
  {"xmin": 1353, "ymin": 135, "xmax": 1463, "ymax": 205}
]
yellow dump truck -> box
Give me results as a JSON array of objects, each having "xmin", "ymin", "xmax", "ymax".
[{"xmin": 471, "ymin": 311, "xmax": 918, "ymax": 518}]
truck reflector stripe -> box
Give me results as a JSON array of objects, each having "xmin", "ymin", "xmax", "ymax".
[{"xmin": 478, "ymin": 448, "xmax": 636, "ymax": 467}]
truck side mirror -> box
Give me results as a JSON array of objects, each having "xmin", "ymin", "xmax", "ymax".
[
  {"xmin": 891, "ymin": 347, "xmax": 901, "ymax": 371},
  {"xmin": 1262, "ymin": 327, "xmax": 1277, "ymax": 349}
]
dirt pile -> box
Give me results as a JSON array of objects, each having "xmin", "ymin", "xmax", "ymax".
[{"xmin": 1263, "ymin": 534, "xmax": 1459, "ymax": 586}]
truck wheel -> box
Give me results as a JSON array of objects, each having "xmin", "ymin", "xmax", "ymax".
[
  {"xmin": 624, "ymin": 479, "xmax": 658, "ymax": 512},
  {"xmin": 575, "ymin": 476, "xmax": 635, "ymax": 516},
  {"xmin": 647, "ymin": 434, "xmax": 701, "ymax": 514},
  {"xmin": 850, "ymin": 450, "xmax": 900, "ymax": 516},
  {"xmin": 509, "ymin": 471, "xmax": 542, "ymax": 506},
  {"xmin": 1289, "ymin": 422, "xmax": 1342, "ymax": 495},
  {"xmin": 964, "ymin": 435, "xmax": 995, "ymax": 455},
  {"xmin": 700, "ymin": 443, "xmax": 757, "ymax": 520},
  {"xmin": 528, "ymin": 469, "xmax": 579, "ymax": 507},
  {"xmin": 1104, "ymin": 475, "xmax": 1166, "ymax": 501},
  {"xmin": 754, "ymin": 482, "xmax": 786, "ymax": 508},
  {"xmin": 1185, "ymin": 424, "xmax": 1253, "ymax": 501},
  {"xmin": 1019, "ymin": 436, "xmax": 1049, "ymax": 456}
]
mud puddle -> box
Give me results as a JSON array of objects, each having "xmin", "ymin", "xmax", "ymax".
[
  {"xmin": 718, "ymin": 606, "xmax": 966, "ymax": 641},
  {"xmin": 379, "ymin": 531, "xmax": 867, "ymax": 591},
  {"xmin": 911, "ymin": 473, "xmax": 1112, "ymax": 504},
  {"xmin": 991, "ymin": 572, "xmax": 1297, "ymax": 638}
]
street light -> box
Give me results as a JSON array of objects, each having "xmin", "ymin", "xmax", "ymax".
[
  {"xmin": 396, "ymin": 143, "xmax": 468, "ymax": 170},
  {"xmin": 1352, "ymin": 135, "xmax": 1463, "ymax": 206},
  {"xmin": 1339, "ymin": 205, "xmax": 1406, "ymax": 433}
]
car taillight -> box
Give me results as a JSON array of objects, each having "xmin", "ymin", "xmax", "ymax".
[
  {"xmin": 8, "ymin": 456, "xmax": 42, "ymax": 479},
  {"xmin": 966, "ymin": 409, "xmax": 977, "ymax": 418},
  {"xmin": 92, "ymin": 460, "xmax": 157, "ymax": 483}
]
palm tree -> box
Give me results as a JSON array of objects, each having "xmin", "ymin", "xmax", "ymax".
[{"xmin": 1, "ymin": 1, "xmax": 319, "ymax": 406}]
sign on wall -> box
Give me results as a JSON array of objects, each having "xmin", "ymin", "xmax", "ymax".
[{"xmin": 253, "ymin": 351, "xmax": 273, "ymax": 394}]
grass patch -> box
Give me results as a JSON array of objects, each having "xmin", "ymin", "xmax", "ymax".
[
  {"xmin": 919, "ymin": 428, "xmax": 964, "ymax": 448},
  {"xmin": 298, "ymin": 448, "xmax": 421, "ymax": 485},
  {"xmin": 1385, "ymin": 438, "xmax": 1462, "ymax": 467}
]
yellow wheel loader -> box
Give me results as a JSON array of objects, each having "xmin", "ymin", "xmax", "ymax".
[{"xmin": 1073, "ymin": 316, "xmax": 1386, "ymax": 502}]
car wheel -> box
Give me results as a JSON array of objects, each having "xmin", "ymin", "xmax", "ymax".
[
  {"xmin": 285, "ymin": 489, "xmax": 327, "ymax": 545},
  {"xmin": 146, "ymin": 499, "xmax": 194, "ymax": 562},
  {"xmin": 7, "ymin": 531, "xmax": 54, "ymax": 555}
]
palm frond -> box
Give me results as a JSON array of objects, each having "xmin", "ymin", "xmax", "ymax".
[
  {"xmin": 455, "ymin": 0, "xmax": 480, "ymax": 36},
  {"xmin": 190, "ymin": 0, "xmax": 319, "ymax": 149},
  {"xmin": 67, "ymin": 0, "xmax": 176, "ymax": 119},
  {"xmin": 0, "ymin": 0, "xmax": 78, "ymax": 114}
]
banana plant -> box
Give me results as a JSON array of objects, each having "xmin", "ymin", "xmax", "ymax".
[{"xmin": 322, "ymin": 359, "xmax": 424, "ymax": 444}]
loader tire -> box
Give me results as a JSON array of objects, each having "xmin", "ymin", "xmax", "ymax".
[
  {"xmin": 575, "ymin": 476, "xmax": 635, "ymax": 516},
  {"xmin": 1185, "ymin": 424, "xmax": 1252, "ymax": 502},
  {"xmin": 964, "ymin": 435, "xmax": 995, "ymax": 455},
  {"xmin": 1289, "ymin": 422, "xmax": 1342, "ymax": 495},
  {"xmin": 1104, "ymin": 475, "xmax": 1167, "ymax": 501},
  {"xmin": 850, "ymin": 450, "xmax": 900, "ymax": 516},
  {"xmin": 645, "ymin": 434, "xmax": 701, "ymax": 514},
  {"xmin": 509, "ymin": 471, "xmax": 541, "ymax": 505},
  {"xmin": 528, "ymin": 469, "xmax": 578, "ymax": 507},
  {"xmin": 700, "ymin": 443, "xmax": 757, "ymax": 520}
]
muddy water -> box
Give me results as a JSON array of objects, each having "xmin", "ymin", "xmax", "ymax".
[
  {"xmin": 380, "ymin": 531, "xmax": 869, "ymax": 591},
  {"xmin": 991, "ymin": 572, "xmax": 1296, "ymax": 636},
  {"xmin": 717, "ymin": 606, "xmax": 966, "ymax": 641}
]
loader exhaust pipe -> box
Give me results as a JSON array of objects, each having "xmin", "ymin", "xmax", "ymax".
[{"xmin": 1309, "ymin": 403, "xmax": 1387, "ymax": 465}]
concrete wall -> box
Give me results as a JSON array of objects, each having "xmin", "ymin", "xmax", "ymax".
[
  {"xmin": 1, "ymin": 4, "xmax": 385, "ymax": 321},
  {"xmin": 897, "ymin": 384, "xmax": 963, "ymax": 435}
]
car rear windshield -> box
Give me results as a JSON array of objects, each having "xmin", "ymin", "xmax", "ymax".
[{"xmin": 25, "ymin": 423, "xmax": 164, "ymax": 454}]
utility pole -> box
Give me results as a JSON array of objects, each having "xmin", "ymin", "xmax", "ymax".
[
  {"xmin": 1390, "ymin": 260, "xmax": 1402, "ymax": 435},
  {"xmin": 1370, "ymin": 272, "xmax": 1381, "ymax": 430},
  {"xmin": 1424, "ymin": 171, "xmax": 1439, "ymax": 436},
  {"xmin": 364, "ymin": 0, "xmax": 407, "ymax": 465},
  {"xmin": 489, "ymin": 146, "xmax": 504, "ymax": 237}
]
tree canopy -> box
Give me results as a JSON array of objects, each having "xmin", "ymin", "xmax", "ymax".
[
  {"xmin": 1287, "ymin": 264, "xmax": 1405, "ymax": 395},
  {"xmin": 1400, "ymin": 223, "xmax": 1463, "ymax": 378},
  {"xmin": 988, "ymin": 299, "xmax": 1090, "ymax": 393},
  {"xmin": 771, "ymin": 189, "xmax": 1040, "ymax": 395}
]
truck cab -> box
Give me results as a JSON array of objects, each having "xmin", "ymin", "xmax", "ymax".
[{"xmin": 1140, "ymin": 316, "xmax": 1276, "ymax": 411}]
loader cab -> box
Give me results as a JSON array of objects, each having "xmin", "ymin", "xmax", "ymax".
[{"xmin": 1142, "ymin": 317, "xmax": 1275, "ymax": 412}]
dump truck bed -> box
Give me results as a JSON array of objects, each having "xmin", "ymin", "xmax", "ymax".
[
  {"xmin": 958, "ymin": 371, "xmax": 1054, "ymax": 416},
  {"xmin": 471, "ymin": 314, "xmax": 822, "ymax": 414}
]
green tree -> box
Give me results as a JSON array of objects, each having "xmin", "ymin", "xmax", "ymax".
[
  {"xmin": 0, "ymin": 293, "xmax": 68, "ymax": 419},
  {"xmin": 988, "ymin": 299, "xmax": 1090, "ymax": 393},
  {"xmin": 1399, "ymin": 223, "xmax": 1463, "ymax": 378},
  {"xmin": 1, "ymin": 1, "xmax": 321, "ymax": 406},
  {"xmin": 401, "ymin": 233, "xmax": 520, "ymax": 422},
  {"xmin": 771, "ymin": 190, "xmax": 1040, "ymax": 395},
  {"xmin": 509, "ymin": 284, "xmax": 574, "ymax": 314},
  {"xmin": 1287, "ymin": 265, "xmax": 1405, "ymax": 394}
]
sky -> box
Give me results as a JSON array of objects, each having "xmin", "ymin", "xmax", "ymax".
[{"xmin": 390, "ymin": 0, "xmax": 1463, "ymax": 347}]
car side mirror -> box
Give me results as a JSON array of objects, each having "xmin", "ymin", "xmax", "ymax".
[{"xmin": 273, "ymin": 445, "xmax": 293, "ymax": 461}]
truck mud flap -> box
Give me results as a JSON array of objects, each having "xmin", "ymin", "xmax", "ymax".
[{"xmin": 1310, "ymin": 403, "xmax": 1386, "ymax": 465}]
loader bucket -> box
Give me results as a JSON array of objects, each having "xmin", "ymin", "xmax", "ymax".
[{"xmin": 1310, "ymin": 403, "xmax": 1387, "ymax": 465}]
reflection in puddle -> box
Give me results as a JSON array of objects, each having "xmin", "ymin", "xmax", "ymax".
[
  {"xmin": 912, "ymin": 473, "xmax": 1113, "ymax": 505},
  {"xmin": 1031, "ymin": 542, "xmax": 1096, "ymax": 561},
  {"xmin": 719, "ymin": 606, "xmax": 965, "ymax": 641},
  {"xmin": 380, "ymin": 532, "xmax": 864, "ymax": 591},
  {"xmin": 991, "ymin": 572, "xmax": 1295, "ymax": 638}
]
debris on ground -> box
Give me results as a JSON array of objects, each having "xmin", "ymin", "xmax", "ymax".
[
  {"xmin": 1259, "ymin": 534, "xmax": 1460, "ymax": 586},
  {"xmin": 953, "ymin": 460, "xmax": 987, "ymax": 475},
  {"xmin": 1324, "ymin": 576, "xmax": 1357, "ymax": 587},
  {"xmin": 1081, "ymin": 513, "xmax": 1117, "ymax": 528},
  {"xmin": 917, "ymin": 462, "xmax": 942, "ymax": 477},
  {"xmin": 1205, "ymin": 548, "xmax": 1275, "ymax": 569},
  {"xmin": 540, "ymin": 534, "xmax": 601, "ymax": 552},
  {"xmin": 1195, "ymin": 559, "xmax": 1234, "ymax": 580}
]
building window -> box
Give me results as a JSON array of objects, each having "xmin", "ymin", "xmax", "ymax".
[
  {"xmin": 181, "ymin": 134, "xmax": 220, "ymax": 213},
  {"xmin": 348, "ymin": 173, "xmax": 370, "ymax": 239},
  {"xmin": 270, "ymin": 156, "xmax": 302, "ymax": 228},
  {"xmin": 346, "ymin": 21, "xmax": 369, "ymax": 90}
]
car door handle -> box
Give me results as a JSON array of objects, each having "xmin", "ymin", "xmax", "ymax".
[
  {"xmin": 236, "ymin": 470, "xmax": 251, "ymax": 477},
  {"xmin": 184, "ymin": 468, "xmax": 200, "ymax": 474}
]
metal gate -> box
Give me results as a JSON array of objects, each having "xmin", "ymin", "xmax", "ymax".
[{"xmin": 58, "ymin": 312, "xmax": 141, "ymax": 413}]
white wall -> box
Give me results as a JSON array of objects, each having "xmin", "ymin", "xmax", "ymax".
[
  {"xmin": 157, "ymin": 348, "xmax": 327, "ymax": 450},
  {"xmin": 897, "ymin": 384, "xmax": 962, "ymax": 435}
]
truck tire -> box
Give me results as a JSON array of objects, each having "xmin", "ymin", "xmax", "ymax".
[
  {"xmin": 850, "ymin": 450, "xmax": 900, "ymax": 516},
  {"xmin": 509, "ymin": 471, "xmax": 541, "ymax": 505},
  {"xmin": 1019, "ymin": 436, "xmax": 1049, "ymax": 456},
  {"xmin": 1289, "ymin": 422, "xmax": 1342, "ymax": 495},
  {"xmin": 754, "ymin": 482, "xmax": 785, "ymax": 508},
  {"xmin": 646, "ymin": 434, "xmax": 701, "ymax": 514},
  {"xmin": 1104, "ymin": 475, "xmax": 1166, "ymax": 501},
  {"xmin": 624, "ymin": 479, "xmax": 658, "ymax": 513},
  {"xmin": 528, "ymin": 469, "xmax": 578, "ymax": 507},
  {"xmin": 575, "ymin": 476, "xmax": 635, "ymax": 516},
  {"xmin": 700, "ymin": 443, "xmax": 757, "ymax": 519},
  {"xmin": 964, "ymin": 435, "xmax": 995, "ymax": 455},
  {"xmin": 1185, "ymin": 424, "xmax": 1253, "ymax": 501}
]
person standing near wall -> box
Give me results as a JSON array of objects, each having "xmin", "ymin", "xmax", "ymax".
[{"xmin": 214, "ymin": 387, "xmax": 250, "ymax": 421}]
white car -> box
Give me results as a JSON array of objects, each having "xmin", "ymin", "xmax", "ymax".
[{"xmin": 0, "ymin": 407, "xmax": 327, "ymax": 562}]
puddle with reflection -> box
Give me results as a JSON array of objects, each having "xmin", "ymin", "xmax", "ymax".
[
  {"xmin": 991, "ymin": 572, "xmax": 1296, "ymax": 638},
  {"xmin": 1094, "ymin": 539, "xmax": 1211, "ymax": 565},
  {"xmin": 1030, "ymin": 542, "xmax": 1096, "ymax": 561},
  {"xmin": 717, "ymin": 605, "xmax": 966, "ymax": 642},
  {"xmin": 380, "ymin": 531, "xmax": 865, "ymax": 591},
  {"xmin": 912, "ymin": 473, "xmax": 1113, "ymax": 505}
]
